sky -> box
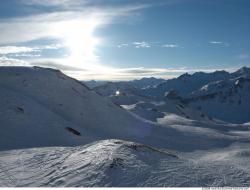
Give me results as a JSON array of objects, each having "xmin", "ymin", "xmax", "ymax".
[{"xmin": 0, "ymin": 0, "xmax": 249, "ymax": 80}]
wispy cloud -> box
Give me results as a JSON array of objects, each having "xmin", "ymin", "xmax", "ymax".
[
  {"xmin": 0, "ymin": 56, "xmax": 31, "ymax": 66},
  {"xmin": 38, "ymin": 43, "xmax": 65, "ymax": 50},
  {"xmin": 0, "ymin": 44, "xmax": 64, "ymax": 56},
  {"xmin": 66, "ymin": 66, "xmax": 240, "ymax": 81},
  {"xmin": 0, "ymin": 2, "xmax": 152, "ymax": 45},
  {"xmin": 0, "ymin": 2, "xmax": 159, "ymax": 74},
  {"xmin": 209, "ymin": 41, "xmax": 230, "ymax": 47},
  {"xmin": 10, "ymin": 54, "xmax": 41, "ymax": 58},
  {"xmin": 30, "ymin": 60, "xmax": 88, "ymax": 71},
  {"xmin": 117, "ymin": 42, "xmax": 180, "ymax": 49},
  {"xmin": 162, "ymin": 44, "xmax": 179, "ymax": 48},
  {"xmin": 133, "ymin": 41, "xmax": 151, "ymax": 48},
  {"xmin": 0, "ymin": 55, "xmax": 240, "ymax": 80},
  {"xmin": 117, "ymin": 43, "xmax": 129, "ymax": 48},
  {"xmin": 21, "ymin": 0, "xmax": 79, "ymax": 7},
  {"xmin": 0, "ymin": 1, "xmax": 241, "ymax": 81},
  {"xmin": 0, "ymin": 46, "xmax": 38, "ymax": 55},
  {"xmin": 209, "ymin": 41, "xmax": 223, "ymax": 44}
]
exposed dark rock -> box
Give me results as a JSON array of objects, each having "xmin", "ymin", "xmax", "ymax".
[
  {"xmin": 16, "ymin": 107, "xmax": 24, "ymax": 113},
  {"xmin": 65, "ymin": 127, "xmax": 81, "ymax": 136},
  {"xmin": 109, "ymin": 158, "xmax": 124, "ymax": 169}
]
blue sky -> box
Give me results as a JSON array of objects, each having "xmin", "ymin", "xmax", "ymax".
[{"xmin": 0, "ymin": 0, "xmax": 249, "ymax": 80}]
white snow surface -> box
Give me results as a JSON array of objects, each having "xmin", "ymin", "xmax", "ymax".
[
  {"xmin": 1, "ymin": 66, "xmax": 241, "ymax": 152},
  {"xmin": 0, "ymin": 67, "xmax": 154, "ymax": 150},
  {"xmin": 1, "ymin": 66, "xmax": 250, "ymax": 187},
  {"xmin": 1, "ymin": 139, "xmax": 250, "ymax": 187}
]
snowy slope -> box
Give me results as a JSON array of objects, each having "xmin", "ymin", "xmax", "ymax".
[
  {"xmin": 232, "ymin": 66, "xmax": 250, "ymax": 78},
  {"xmin": 84, "ymin": 80, "xmax": 108, "ymax": 89},
  {"xmin": 122, "ymin": 98, "xmax": 216, "ymax": 123},
  {"xmin": 101, "ymin": 67, "xmax": 250, "ymax": 124},
  {"xmin": 0, "ymin": 66, "xmax": 154, "ymax": 150},
  {"xmin": 141, "ymin": 70, "xmax": 230, "ymax": 99},
  {"xmin": 1, "ymin": 66, "xmax": 248, "ymax": 152},
  {"xmin": 185, "ymin": 76, "xmax": 250, "ymax": 123},
  {"xmin": 1, "ymin": 139, "xmax": 250, "ymax": 187},
  {"xmin": 142, "ymin": 67, "xmax": 250, "ymax": 123},
  {"xmin": 1, "ymin": 66, "xmax": 250, "ymax": 187}
]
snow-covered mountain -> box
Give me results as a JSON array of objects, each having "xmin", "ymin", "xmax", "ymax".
[
  {"xmin": 130, "ymin": 77, "xmax": 166, "ymax": 89},
  {"xmin": 0, "ymin": 66, "xmax": 156, "ymax": 150},
  {"xmin": 142, "ymin": 66, "xmax": 250, "ymax": 100},
  {"xmin": 1, "ymin": 66, "xmax": 250, "ymax": 187},
  {"xmin": 94, "ymin": 67, "xmax": 250, "ymax": 124},
  {"xmin": 232, "ymin": 66, "xmax": 250, "ymax": 78},
  {"xmin": 84, "ymin": 80, "xmax": 108, "ymax": 89},
  {"xmin": 185, "ymin": 76, "xmax": 250, "ymax": 123},
  {"xmin": 0, "ymin": 139, "xmax": 178, "ymax": 187},
  {"xmin": 142, "ymin": 70, "xmax": 231, "ymax": 99},
  {"xmin": 94, "ymin": 81, "xmax": 141, "ymax": 97},
  {"xmin": 1, "ymin": 66, "xmax": 234, "ymax": 152},
  {"xmin": 1, "ymin": 139, "xmax": 250, "ymax": 187},
  {"xmin": 93, "ymin": 77, "xmax": 165, "ymax": 96},
  {"xmin": 92, "ymin": 78, "xmax": 163, "ymax": 106}
]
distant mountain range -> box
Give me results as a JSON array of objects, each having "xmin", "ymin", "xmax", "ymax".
[{"xmin": 93, "ymin": 67, "xmax": 250, "ymax": 124}]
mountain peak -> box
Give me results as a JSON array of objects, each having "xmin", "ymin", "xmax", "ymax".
[
  {"xmin": 234, "ymin": 66, "xmax": 250, "ymax": 76},
  {"xmin": 178, "ymin": 72, "xmax": 191, "ymax": 79}
]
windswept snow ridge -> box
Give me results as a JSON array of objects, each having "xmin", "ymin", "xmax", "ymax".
[{"xmin": 1, "ymin": 140, "xmax": 250, "ymax": 187}]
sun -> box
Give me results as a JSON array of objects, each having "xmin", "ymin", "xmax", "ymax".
[{"xmin": 54, "ymin": 18, "xmax": 100, "ymax": 68}]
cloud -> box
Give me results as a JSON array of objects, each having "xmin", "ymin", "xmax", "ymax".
[
  {"xmin": 162, "ymin": 44, "xmax": 179, "ymax": 48},
  {"xmin": 0, "ymin": 46, "xmax": 39, "ymax": 55},
  {"xmin": 0, "ymin": 56, "xmax": 31, "ymax": 66},
  {"xmin": 38, "ymin": 43, "xmax": 65, "ymax": 50},
  {"xmin": 100, "ymin": 66, "xmax": 241, "ymax": 80},
  {"xmin": 65, "ymin": 67, "xmax": 179, "ymax": 81},
  {"xmin": 117, "ymin": 42, "xmax": 180, "ymax": 49},
  {"xmin": 10, "ymin": 54, "xmax": 41, "ymax": 58},
  {"xmin": 0, "ymin": 56, "xmax": 240, "ymax": 81},
  {"xmin": 0, "ymin": 44, "xmax": 64, "ymax": 57},
  {"xmin": 0, "ymin": 2, "xmax": 168, "ymax": 70},
  {"xmin": 209, "ymin": 41, "xmax": 223, "ymax": 44},
  {"xmin": 133, "ymin": 41, "xmax": 151, "ymax": 48},
  {"xmin": 22, "ymin": 0, "xmax": 79, "ymax": 7},
  {"xmin": 0, "ymin": 2, "xmax": 152, "ymax": 45},
  {"xmin": 76, "ymin": 66, "xmax": 239, "ymax": 81},
  {"xmin": 29, "ymin": 60, "xmax": 88, "ymax": 71},
  {"xmin": 0, "ymin": 56, "xmax": 87, "ymax": 72},
  {"xmin": 209, "ymin": 41, "xmax": 230, "ymax": 47},
  {"xmin": 1, "ymin": 1, "xmax": 239, "ymax": 81},
  {"xmin": 117, "ymin": 43, "xmax": 129, "ymax": 48}
]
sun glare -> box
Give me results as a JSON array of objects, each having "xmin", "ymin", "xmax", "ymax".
[{"xmin": 54, "ymin": 19, "xmax": 100, "ymax": 68}]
